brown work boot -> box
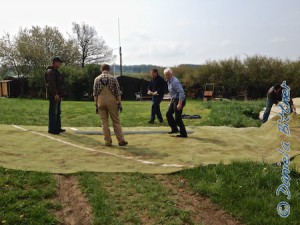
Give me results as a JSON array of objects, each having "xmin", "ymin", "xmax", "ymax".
[
  {"xmin": 118, "ymin": 140, "xmax": 128, "ymax": 146},
  {"xmin": 105, "ymin": 142, "xmax": 112, "ymax": 147}
]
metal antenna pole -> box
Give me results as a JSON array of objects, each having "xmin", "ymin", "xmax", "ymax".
[{"xmin": 118, "ymin": 18, "xmax": 123, "ymax": 76}]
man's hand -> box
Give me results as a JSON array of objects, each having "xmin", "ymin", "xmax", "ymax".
[
  {"xmin": 118, "ymin": 103, "xmax": 123, "ymax": 113},
  {"xmin": 177, "ymin": 102, "xmax": 182, "ymax": 110},
  {"xmin": 292, "ymin": 104, "xmax": 296, "ymax": 113},
  {"xmin": 147, "ymin": 91, "xmax": 153, "ymax": 95},
  {"xmin": 54, "ymin": 94, "xmax": 60, "ymax": 102}
]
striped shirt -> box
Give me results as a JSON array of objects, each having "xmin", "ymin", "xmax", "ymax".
[{"xmin": 93, "ymin": 72, "xmax": 122, "ymax": 97}]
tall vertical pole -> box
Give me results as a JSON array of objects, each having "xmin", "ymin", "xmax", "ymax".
[{"xmin": 118, "ymin": 18, "xmax": 123, "ymax": 76}]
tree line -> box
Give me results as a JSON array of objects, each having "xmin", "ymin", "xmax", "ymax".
[
  {"xmin": 0, "ymin": 22, "xmax": 114, "ymax": 97},
  {"xmin": 1, "ymin": 22, "xmax": 299, "ymax": 99},
  {"xmin": 122, "ymin": 57, "xmax": 300, "ymax": 99},
  {"xmin": 170, "ymin": 56, "xmax": 300, "ymax": 99}
]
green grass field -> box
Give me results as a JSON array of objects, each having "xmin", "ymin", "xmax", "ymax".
[
  {"xmin": 0, "ymin": 98, "xmax": 264, "ymax": 127},
  {"xmin": 1, "ymin": 98, "xmax": 299, "ymax": 225},
  {"xmin": 0, "ymin": 167, "xmax": 58, "ymax": 224}
]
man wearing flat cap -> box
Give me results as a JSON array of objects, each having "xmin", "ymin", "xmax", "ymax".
[{"xmin": 45, "ymin": 57, "xmax": 66, "ymax": 134}]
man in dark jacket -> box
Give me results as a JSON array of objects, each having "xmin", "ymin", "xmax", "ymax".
[
  {"xmin": 261, "ymin": 84, "xmax": 295, "ymax": 123},
  {"xmin": 45, "ymin": 57, "xmax": 65, "ymax": 134},
  {"xmin": 147, "ymin": 68, "xmax": 167, "ymax": 124}
]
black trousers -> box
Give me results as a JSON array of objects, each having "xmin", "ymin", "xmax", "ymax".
[
  {"xmin": 48, "ymin": 98, "xmax": 61, "ymax": 132},
  {"xmin": 150, "ymin": 96, "xmax": 163, "ymax": 122},
  {"xmin": 166, "ymin": 99, "xmax": 187, "ymax": 136}
]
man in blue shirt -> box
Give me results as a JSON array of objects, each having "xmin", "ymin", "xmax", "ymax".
[
  {"xmin": 164, "ymin": 68, "xmax": 188, "ymax": 138},
  {"xmin": 147, "ymin": 69, "xmax": 166, "ymax": 124}
]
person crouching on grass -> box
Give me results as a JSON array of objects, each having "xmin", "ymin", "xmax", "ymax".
[
  {"xmin": 93, "ymin": 64, "xmax": 128, "ymax": 147},
  {"xmin": 164, "ymin": 68, "xmax": 188, "ymax": 138},
  {"xmin": 261, "ymin": 84, "xmax": 296, "ymax": 124}
]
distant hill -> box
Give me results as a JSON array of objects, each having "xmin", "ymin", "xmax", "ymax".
[
  {"xmin": 113, "ymin": 64, "xmax": 200, "ymax": 74},
  {"xmin": 113, "ymin": 64, "xmax": 163, "ymax": 74}
]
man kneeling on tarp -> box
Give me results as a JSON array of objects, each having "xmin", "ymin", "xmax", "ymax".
[{"xmin": 261, "ymin": 84, "xmax": 296, "ymax": 124}]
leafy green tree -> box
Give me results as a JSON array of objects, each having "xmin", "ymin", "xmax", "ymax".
[
  {"xmin": 83, "ymin": 64, "xmax": 101, "ymax": 96},
  {"xmin": 283, "ymin": 60, "xmax": 300, "ymax": 97},
  {"xmin": 0, "ymin": 65, "xmax": 6, "ymax": 79},
  {"xmin": 16, "ymin": 26, "xmax": 80, "ymax": 70},
  {"xmin": 60, "ymin": 65, "xmax": 85, "ymax": 100},
  {"xmin": 14, "ymin": 26, "xmax": 80, "ymax": 96},
  {"xmin": 59, "ymin": 64, "xmax": 100, "ymax": 100}
]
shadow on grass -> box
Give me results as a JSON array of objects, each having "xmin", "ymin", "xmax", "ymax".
[{"xmin": 63, "ymin": 132, "xmax": 169, "ymax": 159}]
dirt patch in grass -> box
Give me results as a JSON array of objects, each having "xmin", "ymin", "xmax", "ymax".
[
  {"xmin": 54, "ymin": 175, "xmax": 93, "ymax": 225},
  {"xmin": 156, "ymin": 175, "xmax": 244, "ymax": 225}
]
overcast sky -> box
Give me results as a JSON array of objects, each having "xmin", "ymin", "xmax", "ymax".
[{"xmin": 1, "ymin": 0, "xmax": 300, "ymax": 66}]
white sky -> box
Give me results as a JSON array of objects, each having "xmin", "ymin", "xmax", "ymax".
[{"xmin": 1, "ymin": 0, "xmax": 300, "ymax": 66}]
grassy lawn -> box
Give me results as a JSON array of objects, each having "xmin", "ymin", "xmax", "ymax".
[
  {"xmin": 0, "ymin": 167, "xmax": 58, "ymax": 225},
  {"xmin": 0, "ymin": 98, "xmax": 265, "ymax": 127},
  {"xmin": 1, "ymin": 98, "xmax": 299, "ymax": 225},
  {"xmin": 181, "ymin": 161, "xmax": 300, "ymax": 225},
  {"xmin": 2, "ymin": 163, "xmax": 299, "ymax": 225},
  {"xmin": 78, "ymin": 173, "xmax": 193, "ymax": 225}
]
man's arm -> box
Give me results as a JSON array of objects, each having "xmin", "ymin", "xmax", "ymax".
[
  {"xmin": 147, "ymin": 80, "xmax": 153, "ymax": 95},
  {"xmin": 117, "ymin": 95, "xmax": 121, "ymax": 103},
  {"xmin": 93, "ymin": 77, "xmax": 99, "ymax": 105},
  {"xmin": 290, "ymin": 99, "xmax": 296, "ymax": 112},
  {"xmin": 155, "ymin": 76, "xmax": 166, "ymax": 95},
  {"xmin": 46, "ymin": 69, "xmax": 60, "ymax": 101},
  {"xmin": 94, "ymin": 96, "xmax": 98, "ymax": 105},
  {"xmin": 268, "ymin": 90, "xmax": 278, "ymax": 104},
  {"xmin": 173, "ymin": 80, "xmax": 185, "ymax": 110},
  {"xmin": 114, "ymin": 78, "xmax": 122, "ymax": 98},
  {"xmin": 46, "ymin": 69, "xmax": 57, "ymax": 96}
]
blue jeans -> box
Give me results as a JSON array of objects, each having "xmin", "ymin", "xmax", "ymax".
[
  {"xmin": 48, "ymin": 98, "xmax": 61, "ymax": 132},
  {"xmin": 150, "ymin": 96, "xmax": 163, "ymax": 122},
  {"xmin": 262, "ymin": 98, "xmax": 274, "ymax": 123}
]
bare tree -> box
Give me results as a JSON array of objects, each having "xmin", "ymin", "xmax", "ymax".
[{"xmin": 72, "ymin": 22, "xmax": 115, "ymax": 68}]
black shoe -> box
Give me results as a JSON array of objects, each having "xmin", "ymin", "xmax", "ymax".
[
  {"xmin": 119, "ymin": 141, "xmax": 128, "ymax": 146},
  {"xmin": 168, "ymin": 130, "xmax": 179, "ymax": 134},
  {"xmin": 48, "ymin": 131, "xmax": 60, "ymax": 135},
  {"xmin": 59, "ymin": 129, "xmax": 66, "ymax": 133},
  {"xmin": 148, "ymin": 120, "xmax": 154, "ymax": 124},
  {"xmin": 176, "ymin": 134, "xmax": 188, "ymax": 138}
]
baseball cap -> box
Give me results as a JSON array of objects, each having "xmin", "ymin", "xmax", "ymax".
[{"xmin": 52, "ymin": 57, "xmax": 64, "ymax": 63}]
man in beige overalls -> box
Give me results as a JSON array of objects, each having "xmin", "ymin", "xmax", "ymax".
[{"xmin": 93, "ymin": 64, "xmax": 128, "ymax": 146}]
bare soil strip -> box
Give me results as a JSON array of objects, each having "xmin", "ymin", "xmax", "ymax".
[
  {"xmin": 156, "ymin": 175, "xmax": 244, "ymax": 225},
  {"xmin": 54, "ymin": 175, "xmax": 93, "ymax": 225}
]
